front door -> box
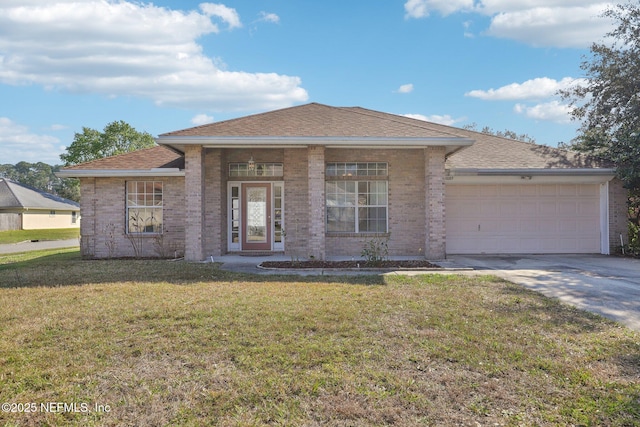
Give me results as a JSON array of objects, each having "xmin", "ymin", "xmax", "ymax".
[{"xmin": 242, "ymin": 183, "xmax": 271, "ymax": 251}]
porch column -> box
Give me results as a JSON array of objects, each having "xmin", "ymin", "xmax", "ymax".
[
  {"xmin": 308, "ymin": 145, "xmax": 326, "ymax": 259},
  {"xmin": 424, "ymin": 146, "xmax": 446, "ymax": 259},
  {"xmin": 184, "ymin": 145, "xmax": 205, "ymax": 261}
]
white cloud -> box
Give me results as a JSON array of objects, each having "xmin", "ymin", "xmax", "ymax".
[
  {"xmin": 258, "ymin": 11, "xmax": 280, "ymax": 24},
  {"xmin": 514, "ymin": 100, "xmax": 573, "ymax": 123},
  {"xmin": 200, "ymin": 3, "xmax": 242, "ymax": 29},
  {"xmin": 0, "ymin": 1, "xmax": 308, "ymax": 112},
  {"xmin": 191, "ymin": 114, "xmax": 215, "ymax": 125},
  {"xmin": 397, "ymin": 83, "xmax": 414, "ymax": 94},
  {"xmin": 465, "ymin": 77, "xmax": 586, "ymax": 101},
  {"xmin": 0, "ymin": 118, "xmax": 64, "ymax": 164},
  {"xmin": 404, "ymin": 0, "xmax": 474, "ymax": 18},
  {"xmin": 487, "ymin": 5, "xmax": 613, "ymax": 48},
  {"xmin": 403, "ymin": 0, "xmax": 614, "ymax": 48},
  {"xmin": 403, "ymin": 113, "xmax": 461, "ymax": 126},
  {"xmin": 467, "ymin": 77, "xmax": 585, "ymax": 123}
]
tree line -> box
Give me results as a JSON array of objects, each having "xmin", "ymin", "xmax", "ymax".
[{"xmin": 1, "ymin": 121, "xmax": 155, "ymax": 203}]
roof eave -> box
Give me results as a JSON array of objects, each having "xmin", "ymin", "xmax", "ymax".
[
  {"xmin": 156, "ymin": 136, "xmax": 474, "ymax": 155},
  {"xmin": 450, "ymin": 168, "xmax": 616, "ymax": 176},
  {"xmin": 56, "ymin": 169, "xmax": 185, "ymax": 178}
]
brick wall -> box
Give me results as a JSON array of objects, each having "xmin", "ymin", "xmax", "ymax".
[
  {"xmin": 324, "ymin": 148, "xmax": 428, "ymax": 257},
  {"xmin": 608, "ymin": 178, "xmax": 629, "ymax": 252},
  {"xmin": 78, "ymin": 176, "xmax": 185, "ymax": 258},
  {"xmin": 308, "ymin": 146, "xmax": 326, "ymax": 259},
  {"xmin": 283, "ymin": 148, "xmax": 309, "ymax": 257},
  {"xmin": 184, "ymin": 146, "xmax": 205, "ymax": 260},
  {"xmin": 424, "ymin": 147, "xmax": 446, "ymax": 259},
  {"xmin": 204, "ymin": 148, "xmax": 223, "ymax": 257}
]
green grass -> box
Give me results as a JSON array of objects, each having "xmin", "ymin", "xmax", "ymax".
[
  {"xmin": 1, "ymin": 250, "xmax": 639, "ymax": 426},
  {"xmin": 0, "ymin": 228, "xmax": 80, "ymax": 244}
]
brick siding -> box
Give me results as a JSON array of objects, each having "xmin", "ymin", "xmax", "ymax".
[
  {"xmin": 78, "ymin": 176, "xmax": 185, "ymax": 258},
  {"xmin": 283, "ymin": 148, "xmax": 309, "ymax": 257},
  {"xmin": 324, "ymin": 148, "xmax": 437, "ymax": 258},
  {"xmin": 425, "ymin": 147, "xmax": 446, "ymax": 259},
  {"xmin": 608, "ymin": 178, "xmax": 629, "ymax": 252}
]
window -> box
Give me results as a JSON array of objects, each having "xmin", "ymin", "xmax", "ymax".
[
  {"xmin": 326, "ymin": 162, "xmax": 387, "ymax": 177},
  {"xmin": 49, "ymin": 210, "xmax": 56, "ymax": 217},
  {"xmin": 126, "ymin": 181, "xmax": 163, "ymax": 233},
  {"xmin": 71, "ymin": 211, "xmax": 77, "ymax": 224},
  {"xmin": 229, "ymin": 163, "xmax": 283, "ymax": 177},
  {"xmin": 326, "ymin": 180, "xmax": 388, "ymax": 233}
]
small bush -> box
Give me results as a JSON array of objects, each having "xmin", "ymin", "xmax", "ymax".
[{"xmin": 361, "ymin": 236, "xmax": 389, "ymax": 266}]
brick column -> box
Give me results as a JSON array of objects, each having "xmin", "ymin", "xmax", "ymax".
[
  {"xmin": 204, "ymin": 148, "xmax": 223, "ymax": 257},
  {"xmin": 425, "ymin": 146, "xmax": 446, "ymax": 259},
  {"xmin": 308, "ymin": 146, "xmax": 326, "ymax": 259},
  {"xmin": 184, "ymin": 145, "xmax": 205, "ymax": 261}
]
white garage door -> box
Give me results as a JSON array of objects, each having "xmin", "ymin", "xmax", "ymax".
[{"xmin": 446, "ymin": 184, "xmax": 601, "ymax": 254}]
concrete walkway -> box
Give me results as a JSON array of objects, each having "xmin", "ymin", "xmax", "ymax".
[{"xmin": 0, "ymin": 238, "xmax": 79, "ymax": 255}]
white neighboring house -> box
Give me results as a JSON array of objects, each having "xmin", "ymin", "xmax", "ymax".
[{"xmin": 0, "ymin": 178, "xmax": 80, "ymax": 231}]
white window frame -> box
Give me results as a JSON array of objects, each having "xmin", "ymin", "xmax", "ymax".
[
  {"xmin": 126, "ymin": 181, "xmax": 163, "ymax": 234},
  {"xmin": 227, "ymin": 181, "xmax": 284, "ymax": 251},
  {"xmin": 326, "ymin": 180, "xmax": 388, "ymax": 233}
]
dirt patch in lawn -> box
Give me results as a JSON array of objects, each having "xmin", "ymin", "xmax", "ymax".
[{"xmin": 260, "ymin": 259, "xmax": 441, "ymax": 269}]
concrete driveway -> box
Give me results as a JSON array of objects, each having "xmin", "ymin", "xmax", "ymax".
[{"xmin": 449, "ymin": 254, "xmax": 640, "ymax": 332}]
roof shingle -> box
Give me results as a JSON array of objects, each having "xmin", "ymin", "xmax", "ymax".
[
  {"xmin": 160, "ymin": 103, "xmax": 463, "ymax": 139},
  {"xmin": 62, "ymin": 145, "xmax": 184, "ymax": 171},
  {"xmin": 63, "ymin": 103, "xmax": 609, "ymax": 172},
  {"xmin": 0, "ymin": 179, "xmax": 79, "ymax": 211}
]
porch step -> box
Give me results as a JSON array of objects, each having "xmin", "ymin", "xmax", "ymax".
[{"xmin": 236, "ymin": 251, "xmax": 284, "ymax": 257}]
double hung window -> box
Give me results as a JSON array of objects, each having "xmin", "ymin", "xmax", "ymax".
[
  {"xmin": 126, "ymin": 181, "xmax": 163, "ymax": 233},
  {"xmin": 326, "ymin": 163, "xmax": 388, "ymax": 233}
]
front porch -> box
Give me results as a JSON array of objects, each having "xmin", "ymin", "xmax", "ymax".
[{"xmin": 181, "ymin": 145, "xmax": 449, "ymax": 262}]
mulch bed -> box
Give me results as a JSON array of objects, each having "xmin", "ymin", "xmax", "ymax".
[{"xmin": 259, "ymin": 260, "xmax": 440, "ymax": 269}]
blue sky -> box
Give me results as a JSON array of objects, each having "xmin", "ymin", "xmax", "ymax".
[{"xmin": 0, "ymin": 0, "xmax": 616, "ymax": 165}]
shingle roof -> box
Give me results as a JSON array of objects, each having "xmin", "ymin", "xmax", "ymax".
[
  {"xmin": 0, "ymin": 179, "xmax": 79, "ymax": 211},
  {"xmin": 426, "ymin": 122, "xmax": 607, "ymax": 170},
  {"xmin": 160, "ymin": 103, "xmax": 463, "ymax": 139},
  {"xmin": 63, "ymin": 103, "xmax": 609, "ymax": 172},
  {"xmin": 62, "ymin": 145, "xmax": 184, "ymax": 170}
]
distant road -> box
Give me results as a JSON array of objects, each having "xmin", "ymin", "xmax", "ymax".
[{"xmin": 0, "ymin": 239, "xmax": 79, "ymax": 255}]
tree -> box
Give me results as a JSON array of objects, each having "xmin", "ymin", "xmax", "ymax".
[
  {"xmin": 0, "ymin": 162, "xmax": 80, "ymax": 201},
  {"xmin": 463, "ymin": 123, "xmax": 536, "ymax": 144},
  {"xmin": 561, "ymin": 3, "xmax": 640, "ymax": 189},
  {"xmin": 60, "ymin": 120, "xmax": 155, "ymax": 166},
  {"xmin": 560, "ymin": 3, "xmax": 640, "ymax": 253}
]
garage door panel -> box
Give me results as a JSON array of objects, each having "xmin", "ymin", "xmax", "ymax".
[
  {"xmin": 558, "ymin": 201, "xmax": 578, "ymax": 215},
  {"xmin": 539, "ymin": 201, "xmax": 557, "ymax": 215},
  {"xmin": 519, "ymin": 219, "xmax": 540, "ymax": 233},
  {"xmin": 446, "ymin": 184, "xmax": 601, "ymax": 254},
  {"xmin": 557, "ymin": 184, "xmax": 577, "ymax": 196},
  {"xmin": 499, "ymin": 202, "xmax": 519, "ymax": 216}
]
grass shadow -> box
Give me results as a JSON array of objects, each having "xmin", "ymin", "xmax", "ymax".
[{"xmin": 0, "ymin": 249, "xmax": 387, "ymax": 288}]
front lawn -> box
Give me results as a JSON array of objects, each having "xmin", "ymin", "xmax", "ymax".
[{"xmin": 0, "ymin": 250, "xmax": 638, "ymax": 426}]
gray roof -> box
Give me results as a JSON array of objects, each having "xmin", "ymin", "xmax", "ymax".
[
  {"xmin": 63, "ymin": 104, "xmax": 611, "ymax": 175},
  {"xmin": 159, "ymin": 103, "xmax": 609, "ymax": 171},
  {"xmin": 0, "ymin": 179, "xmax": 79, "ymax": 211}
]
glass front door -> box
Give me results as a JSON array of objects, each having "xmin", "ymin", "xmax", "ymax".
[{"xmin": 242, "ymin": 183, "xmax": 271, "ymax": 250}]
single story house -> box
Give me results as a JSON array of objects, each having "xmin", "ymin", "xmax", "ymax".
[
  {"xmin": 58, "ymin": 103, "xmax": 627, "ymax": 260},
  {"xmin": 0, "ymin": 178, "xmax": 80, "ymax": 231}
]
